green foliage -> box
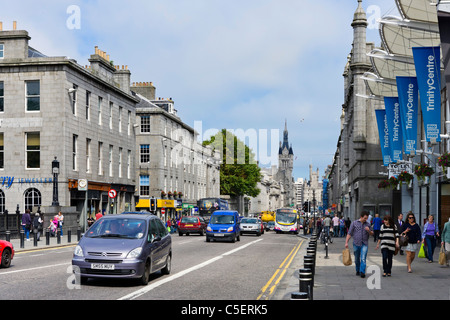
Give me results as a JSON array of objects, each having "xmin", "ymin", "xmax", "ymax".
[{"xmin": 203, "ymin": 129, "xmax": 261, "ymax": 198}]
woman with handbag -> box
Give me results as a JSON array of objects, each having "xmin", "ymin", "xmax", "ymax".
[
  {"xmin": 375, "ymin": 215, "xmax": 399, "ymax": 277},
  {"xmin": 401, "ymin": 213, "xmax": 422, "ymax": 273},
  {"xmin": 422, "ymin": 215, "xmax": 440, "ymax": 263},
  {"xmin": 441, "ymin": 218, "xmax": 450, "ymax": 267}
]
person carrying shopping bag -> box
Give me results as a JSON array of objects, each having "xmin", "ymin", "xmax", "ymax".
[{"xmin": 422, "ymin": 215, "xmax": 440, "ymax": 263}]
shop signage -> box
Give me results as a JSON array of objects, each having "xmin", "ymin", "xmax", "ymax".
[
  {"xmin": 396, "ymin": 76, "xmax": 419, "ymax": 154},
  {"xmin": 375, "ymin": 109, "xmax": 391, "ymax": 167},
  {"xmin": 384, "ymin": 97, "xmax": 403, "ymax": 163},
  {"xmin": 0, "ymin": 176, "xmax": 53, "ymax": 189}
]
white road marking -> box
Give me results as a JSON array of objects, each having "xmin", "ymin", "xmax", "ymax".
[
  {"xmin": 118, "ymin": 239, "xmax": 264, "ymax": 300},
  {"xmin": 0, "ymin": 263, "xmax": 71, "ymax": 275}
]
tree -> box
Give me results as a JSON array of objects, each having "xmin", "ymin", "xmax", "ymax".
[{"xmin": 203, "ymin": 129, "xmax": 261, "ymax": 198}]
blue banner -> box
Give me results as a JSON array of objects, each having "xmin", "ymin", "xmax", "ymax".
[
  {"xmin": 375, "ymin": 109, "xmax": 391, "ymax": 166},
  {"xmin": 396, "ymin": 77, "xmax": 419, "ymax": 154},
  {"xmin": 412, "ymin": 46, "xmax": 442, "ymax": 142},
  {"xmin": 384, "ymin": 97, "xmax": 403, "ymax": 163}
]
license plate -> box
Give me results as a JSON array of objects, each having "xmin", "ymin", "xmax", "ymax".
[
  {"xmin": 214, "ymin": 233, "xmax": 225, "ymax": 237},
  {"xmin": 186, "ymin": 224, "xmax": 193, "ymax": 227},
  {"xmin": 91, "ymin": 263, "xmax": 115, "ymax": 270}
]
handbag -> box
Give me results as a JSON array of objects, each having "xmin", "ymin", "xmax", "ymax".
[
  {"xmin": 439, "ymin": 246, "xmax": 447, "ymax": 266},
  {"xmin": 399, "ymin": 233, "xmax": 409, "ymax": 247},
  {"xmin": 418, "ymin": 243, "xmax": 426, "ymax": 258},
  {"xmin": 342, "ymin": 248, "xmax": 352, "ymax": 266}
]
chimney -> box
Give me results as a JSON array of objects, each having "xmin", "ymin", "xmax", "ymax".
[
  {"xmin": 13, "ymin": 21, "xmax": 17, "ymax": 30},
  {"xmin": 131, "ymin": 81, "xmax": 156, "ymax": 100},
  {"xmin": 0, "ymin": 22, "xmax": 3, "ymax": 31}
]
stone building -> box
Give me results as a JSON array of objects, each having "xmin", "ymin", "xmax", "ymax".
[
  {"xmin": 0, "ymin": 26, "xmax": 138, "ymax": 230},
  {"xmin": 276, "ymin": 121, "xmax": 295, "ymax": 207},
  {"xmin": 132, "ymin": 82, "xmax": 221, "ymax": 219}
]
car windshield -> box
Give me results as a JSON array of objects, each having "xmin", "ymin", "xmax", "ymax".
[
  {"xmin": 86, "ymin": 218, "xmax": 147, "ymax": 239},
  {"xmin": 210, "ymin": 215, "xmax": 235, "ymax": 224},
  {"xmin": 181, "ymin": 217, "xmax": 198, "ymax": 223},
  {"xmin": 268, "ymin": 221, "xmax": 275, "ymax": 226},
  {"xmin": 241, "ymin": 218, "xmax": 258, "ymax": 224}
]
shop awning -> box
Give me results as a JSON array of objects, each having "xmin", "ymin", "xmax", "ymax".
[{"xmin": 136, "ymin": 199, "xmax": 150, "ymax": 208}]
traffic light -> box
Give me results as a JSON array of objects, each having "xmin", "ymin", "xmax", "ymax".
[{"xmin": 150, "ymin": 197, "xmax": 157, "ymax": 212}]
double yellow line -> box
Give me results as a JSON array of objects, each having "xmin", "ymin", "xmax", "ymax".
[{"xmin": 256, "ymin": 239, "xmax": 304, "ymax": 300}]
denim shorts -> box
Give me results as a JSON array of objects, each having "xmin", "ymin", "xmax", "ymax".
[{"xmin": 405, "ymin": 243, "xmax": 419, "ymax": 252}]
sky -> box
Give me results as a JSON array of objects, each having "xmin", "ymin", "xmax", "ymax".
[{"xmin": 1, "ymin": 0, "xmax": 400, "ymax": 180}]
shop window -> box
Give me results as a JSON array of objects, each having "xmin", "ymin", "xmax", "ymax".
[
  {"xmin": 0, "ymin": 190, "xmax": 5, "ymax": 214},
  {"xmin": 24, "ymin": 188, "xmax": 41, "ymax": 212}
]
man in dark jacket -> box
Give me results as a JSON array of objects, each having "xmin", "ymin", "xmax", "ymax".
[{"xmin": 395, "ymin": 213, "xmax": 404, "ymax": 255}]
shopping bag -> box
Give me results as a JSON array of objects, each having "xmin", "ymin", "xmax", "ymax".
[
  {"xmin": 418, "ymin": 243, "xmax": 426, "ymax": 259},
  {"xmin": 342, "ymin": 248, "xmax": 352, "ymax": 266},
  {"xmin": 439, "ymin": 246, "xmax": 446, "ymax": 266}
]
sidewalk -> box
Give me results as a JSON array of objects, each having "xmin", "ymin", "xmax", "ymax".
[
  {"xmin": 273, "ymin": 234, "xmax": 450, "ymax": 300},
  {"xmin": 8, "ymin": 233, "xmax": 78, "ymax": 253}
]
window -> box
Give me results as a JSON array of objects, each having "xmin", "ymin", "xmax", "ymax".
[
  {"xmin": 26, "ymin": 132, "xmax": 40, "ymax": 169},
  {"xmin": 98, "ymin": 97, "xmax": 103, "ymax": 125},
  {"xmin": 71, "ymin": 84, "xmax": 78, "ymax": 115},
  {"xmin": 140, "ymin": 144, "xmax": 150, "ymax": 163},
  {"xmin": 141, "ymin": 115, "xmax": 150, "ymax": 133},
  {"xmin": 118, "ymin": 147, "xmax": 123, "ymax": 178},
  {"xmin": 86, "ymin": 138, "xmax": 91, "ymax": 173},
  {"xmin": 127, "ymin": 150, "xmax": 131, "ymax": 179},
  {"xmin": 24, "ymin": 188, "xmax": 41, "ymax": 212},
  {"xmin": 119, "ymin": 106, "xmax": 122, "ymax": 133},
  {"xmin": 86, "ymin": 91, "xmax": 91, "ymax": 121},
  {"xmin": 128, "ymin": 111, "xmax": 131, "ymax": 135},
  {"xmin": 98, "ymin": 142, "xmax": 103, "ymax": 175},
  {"xmin": 109, "ymin": 102, "xmax": 113, "ymax": 130},
  {"xmin": 26, "ymin": 80, "xmax": 40, "ymax": 111},
  {"xmin": 0, "ymin": 82, "xmax": 4, "ymax": 112},
  {"xmin": 73, "ymin": 135, "xmax": 78, "ymax": 171},
  {"xmin": 109, "ymin": 145, "xmax": 113, "ymax": 177},
  {"xmin": 140, "ymin": 175, "xmax": 150, "ymax": 196},
  {"xmin": 0, "ymin": 133, "xmax": 3, "ymax": 169},
  {"xmin": 0, "ymin": 44, "xmax": 4, "ymax": 59},
  {"xmin": 0, "ymin": 190, "xmax": 4, "ymax": 214}
]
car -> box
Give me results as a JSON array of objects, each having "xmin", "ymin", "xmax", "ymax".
[
  {"xmin": 72, "ymin": 214, "xmax": 172, "ymax": 285},
  {"xmin": 265, "ymin": 221, "xmax": 275, "ymax": 231},
  {"xmin": 0, "ymin": 240, "xmax": 14, "ymax": 268},
  {"xmin": 206, "ymin": 210, "xmax": 240, "ymax": 243},
  {"xmin": 178, "ymin": 216, "xmax": 207, "ymax": 236},
  {"xmin": 258, "ymin": 219, "xmax": 265, "ymax": 235},
  {"xmin": 240, "ymin": 217, "xmax": 263, "ymax": 236}
]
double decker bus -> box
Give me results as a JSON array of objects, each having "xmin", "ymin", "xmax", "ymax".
[
  {"xmin": 274, "ymin": 208, "xmax": 302, "ymax": 234},
  {"xmin": 197, "ymin": 198, "xmax": 229, "ymax": 222}
]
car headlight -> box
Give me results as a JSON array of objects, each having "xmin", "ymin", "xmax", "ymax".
[
  {"xmin": 227, "ymin": 226, "xmax": 234, "ymax": 232},
  {"xmin": 207, "ymin": 226, "xmax": 212, "ymax": 232},
  {"xmin": 127, "ymin": 247, "xmax": 142, "ymax": 259},
  {"xmin": 74, "ymin": 245, "xmax": 84, "ymax": 257}
]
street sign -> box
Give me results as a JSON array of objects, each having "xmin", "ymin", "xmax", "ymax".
[
  {"xmin": 161, "ymin": 208, "xmax": 166, "ymax": 215},
  {"xmin": 108, "ymin": 189, "xmax": 117, "ymax": 199},
  {"xmin": 388, "ymin": 162, "xmax": 412, "ymax": 178}
]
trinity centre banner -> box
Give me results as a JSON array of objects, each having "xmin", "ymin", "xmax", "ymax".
[
  {"xmin": 396, "ymin": 76, "xmax": 418, "ymax": 154},
  {"xmin": 375, "ymin": 109, "xmax": 391, "ymax": 167},
  {"xmin": 412, "ymin": 46, "xmax": 442, "ymax": 142},
  {"xmin": 384, "ymin": 97, "xmax": 403, "ymax": 163}
]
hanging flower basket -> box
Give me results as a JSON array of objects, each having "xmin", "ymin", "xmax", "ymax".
[
  {"xmin": 389, "ymin": 176, "xmax": 399, "ymax": 189},
  {"xmin": 414, "ymin": 163, "xmax": 434, "ymax": 181},
  {"xmin": 161, "ymin": 191, "xmax": 166, "ymax": 198},
  {"xmin": 398, "ymin": 171, "xmax": 414, "ymax": 186},
  {"xmin": 168, "ymin": 191, "xmax": 173, "ymax": 198},
  {"xmin": 178, "ymin": 191, "xmax": 183, "ymax": 198},
  {"xmin": 438, "ymin": 152, "xmax": 450, "ymax": 177},
  {"xmin": 378, "ymin": 179, "xmax": 390, "ymax": 190}
]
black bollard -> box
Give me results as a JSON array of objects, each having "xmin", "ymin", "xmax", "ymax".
[
  {"xmin": 298, "ymin": 268, "xmax": 313, "ymax": 300},
  {"xmin": 325, "ymin": 242, "xmax": 329, "ymax": 259},
  {"xmin": 5, "ymin": 230, "xmax": 10, "ymax": 242},
  {"xmin": 46, "ymin": 229, "xmax": 50, "ymax": 245},
  {"xmin": 304, "ymin": 255, "xmax": 315, "ymax": 280},
  {"xmin": 68, "ymin": 228, "xmax": 71, "ymax": 243},
  {"xmin": 33, "ymin": 231, "xmax": 38, "ymax": 247},
  {"xmin": 291, "ymin": 291, "xmax": 309, "ymax": 300},
  {"xmin": 77, "ymin": 227, "xmax": 81, "ymax": 241},
  {"xmin": 20, "ymin": 229, "xmax": 25, "ymax": 248},
  {"xmin": 57, "ymin": 229, "xmax": 61, "ymax": 244}
]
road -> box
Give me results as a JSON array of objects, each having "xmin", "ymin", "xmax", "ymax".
[{"xmin": 0, "ymin": 231, "xmax": 304, "ymax": 300}]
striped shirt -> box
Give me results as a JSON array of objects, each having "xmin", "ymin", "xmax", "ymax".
[{"xmin": 379, "ymin": 224, "xmax": 399, "ymax": 252}]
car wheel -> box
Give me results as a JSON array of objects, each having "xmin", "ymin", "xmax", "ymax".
[
  {"xmin": 179, "ymin": 232, "xmax": 183, "ymax": 236},
  {"xmin": 206, "ymin": 236, "xmax": 211, "ymax": 242},
  {"xmin": 199, "ymin": 230, "xmax": 204, "ymax": 236},
  {"xmin": 161, "ymin": 254, "xmax": 171, "ymax": 275},
  {"xmin": 231, "ymin": 233, "xmax": 236, "ymax": 243},
  {"xmin": 140, "ymin": 259, "xmax": 151, "ymax": 285},
  {"xmin": 237, "ymin": 233, "xmax": 240, "ymax": 241},
  {"xmin": 1, "ymin": 248, "xmax": 11, "ymax": 268}
]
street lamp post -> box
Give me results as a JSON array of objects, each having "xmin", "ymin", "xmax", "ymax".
[{"xmin": 52, "ymin": 157, "xmax": 60, "ymax": 206}]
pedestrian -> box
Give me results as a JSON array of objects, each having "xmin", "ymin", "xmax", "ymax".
[
  {"xmin": 395, "ymin": 213, "xmax": 405, "ymax": 255},
  {"xmin": 332, "ymin": 214, "xmax": 340, "ymax": 237},
  {"xmin": 345, "ymin": 211, "xmax": 374, "ymax": 278},
  {"xmin": 345, "ymin": 217, "xmax": 351, "ymax": 236},
  {"xmin": 372, "ymin": 213, "xmax": 382, "ymax": 243},
  {"xmin": 32, "ymin": 212, "xmax": 43, "ymax": 241},
  {"xmin": 48, "ymin": 216, "xmax": 58, "ymax": 237},
  {"xmin": 95, "ymin": 209, "xmax": 103, "ymax": 220},
  {"xmin": 422, "ymin": 215, "xmax": 440, "ymax": 263},
  {"xmin": 401, "ymin": 212, "xmax": 422, "ymax": 273},
  {"xmin": 323, "ymin": 215, "xmax": 331, "ymax": 238},
  {"xmin": 58, "ymin": 211, "xmax": 64, "ymax": 236},
  {"xmin": 339, "ymin": 216, "xmax": 345, "ymax": 237},
  {"xmin": 441, "ymin": 217, "xmax": 450, "ymax": 267},
  {"xmin": 21, "ymin": 209, "xmax": 32, "ymax": 241},
  {"xmin": 375, "ymin": 215, "xmax": 399, "ymax": 277}
]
